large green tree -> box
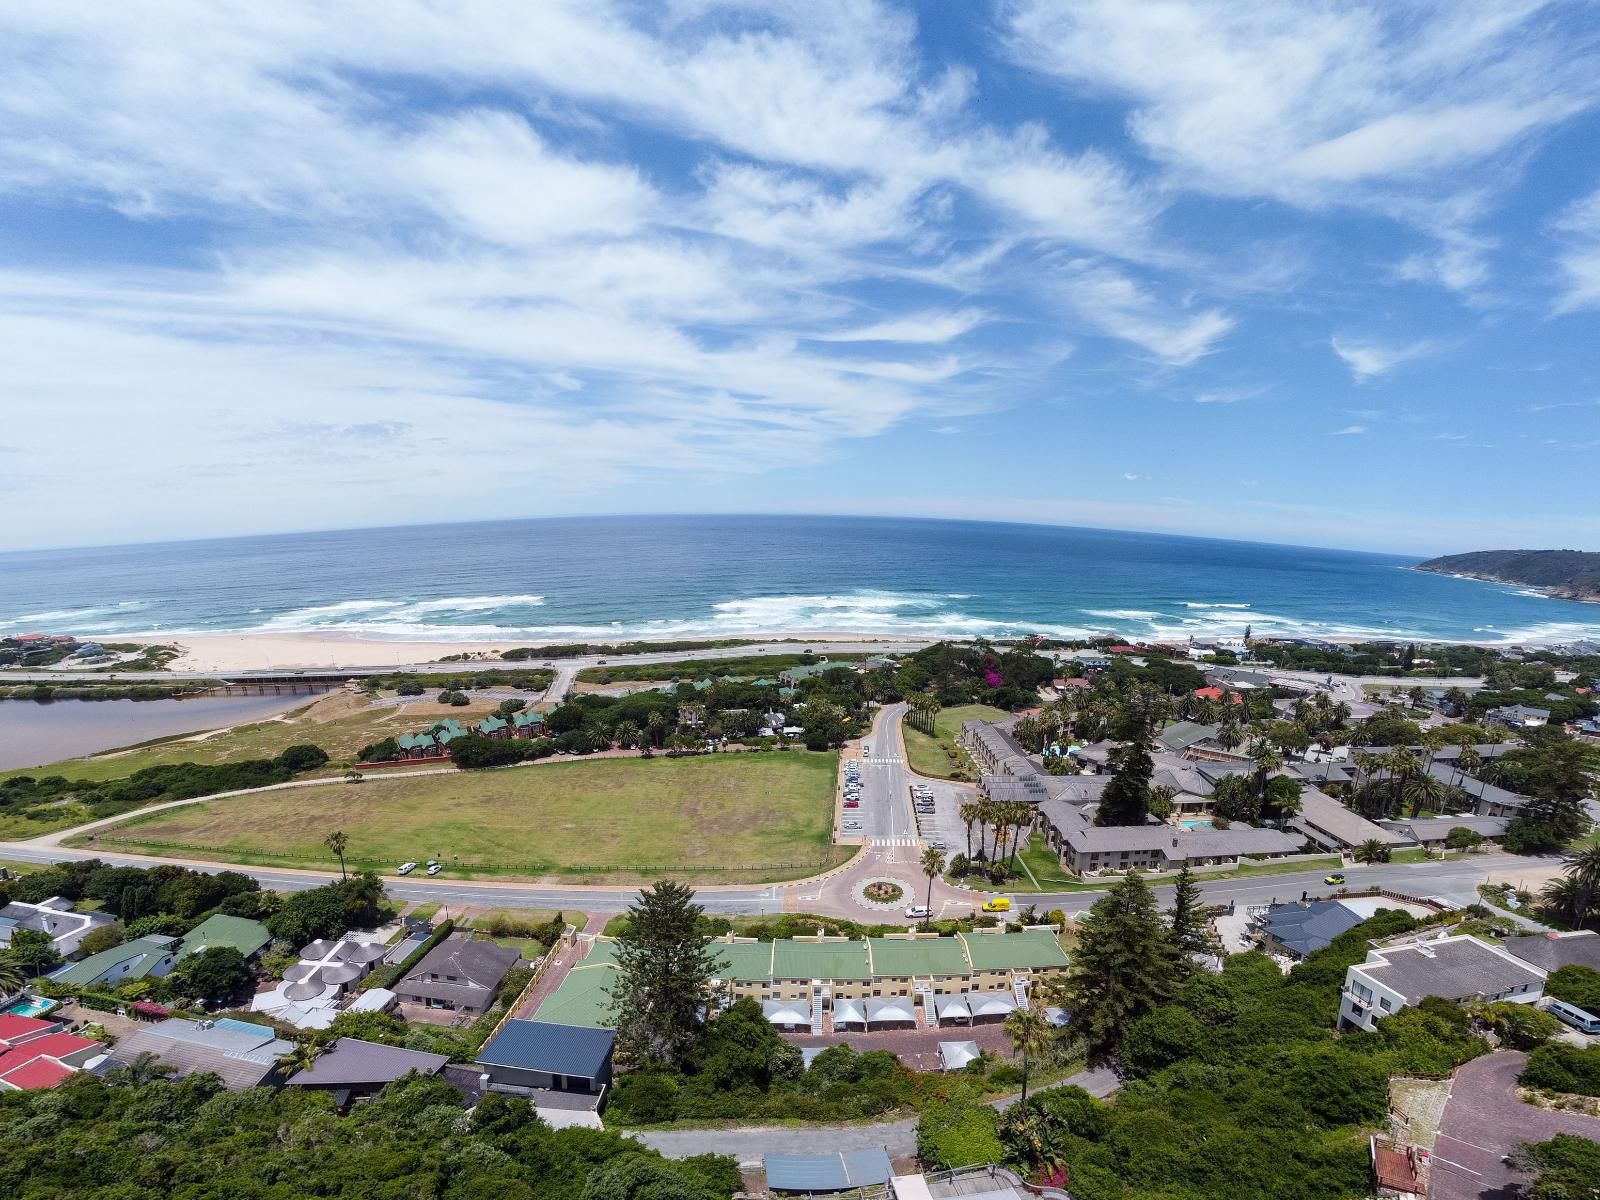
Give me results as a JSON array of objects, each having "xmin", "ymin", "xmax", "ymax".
[
  {"xmin": 609, "ymin": 880, "xmax": 722, "ymax": 1068},
  {"xmin": 1061, "ymin": 873, "xmax": 1179, "ymax": 1063},
  {"xmin": 1168, "ymin": 863, "xmax": 1211, "ymax": 958},
  {"xmin": 173, "ymin": 946, "xmax": 253, "ymax": 1004},
  {"xmin": 1096, "ymin": 718, "xmax": 1153, "ymax": 827}
]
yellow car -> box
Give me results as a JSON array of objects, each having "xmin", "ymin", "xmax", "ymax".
[{"xmin": 982, "ymin": 897, "xmax": 1011, "ymax": 913}]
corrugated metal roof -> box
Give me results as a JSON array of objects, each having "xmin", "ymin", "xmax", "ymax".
[
  {"xmin": 959, "ymin": 929, "xmax": 1068, "ymax": 971},
  {"xmin": 867, "ymin": 936, "xmax": 969, "ymax": 977},
  {"xmin": 764, "ymin": 1148, "xmax": 893, "ymax": 1192},
  {"xmin": 477, "ymin": 1019, "xmax": 614, "ymax": 1080}
]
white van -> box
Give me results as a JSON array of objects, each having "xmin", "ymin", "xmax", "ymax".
[{"xmin": 1546, "ymin": 998, "xmax": 1600, "ymax": 1035}]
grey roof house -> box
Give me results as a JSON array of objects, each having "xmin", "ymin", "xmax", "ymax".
[
  {"xmin": 1258, "ymin": 901, "xmax": 1366, "ymax": 959},
  {"xmin": 1338, "ymin": 934, "xmax": 1546, "ymax": 1032},
  {"xmin": 397, "ymin": 935, "xmax": 521, "ymax": 1014},
  {"xmin": 111, "ymin": 1017, "xmax": 292, "ymax": 1090},
  {"xmin": 285, "ymin": 1037, "xmax": 449, "ymax": 1105},
  {"xmin": 1502, "ymin": 931, "xmax": 1600, "ymax": 974}
]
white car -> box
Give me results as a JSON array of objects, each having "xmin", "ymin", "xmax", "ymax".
[
  {"xmin": 863, "ymin": 745, "xmax": 871, "ymax": 755},
  {"xmin": 426, "ymin": 863, "xmax": 443, "ymax": 876},
  {"xmin": 397, "ymin": 861, "xmax": 418, "ymax": 875},
  {"xmin": 904, "ymin": 905, "xmax": 932, "ymax": 919}
]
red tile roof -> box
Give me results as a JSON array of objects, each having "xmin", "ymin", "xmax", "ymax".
[
  {"xmin": 0, "ymin": 1031, "xmax": 100, "ymax": 1090},
  {"xmin": 1193, "ymin": 687, "xmax": 1243, "ymax": 704},
  {"xmin": 0, "ymin": 1013, "xmax": 56, "ymax": 1046},
  {"xmin": 0, "ymin": 1056, "xmax": 75, "ymax": 1090}
]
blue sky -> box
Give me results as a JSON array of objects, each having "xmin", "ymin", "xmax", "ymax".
[{"xmin": 1, "ymin": 1, "xmax": 1598, "ymax": 555}]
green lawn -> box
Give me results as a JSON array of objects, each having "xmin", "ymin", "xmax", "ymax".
[
  {"xmin": 79, "ymin": 751, "xmax": 849, "ymax": 884},
  {"xmin": 901, "ymin": 703, "xmax": 1010, "ymax": 779}
]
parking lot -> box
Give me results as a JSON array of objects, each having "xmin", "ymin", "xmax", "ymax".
[{"xmin": 907, "ymin": 773, "xmax": 976, "ymax": 857}]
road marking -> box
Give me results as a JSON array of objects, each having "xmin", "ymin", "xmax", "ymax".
[{"xmin": 873, "ymin": 837, "xmax": 920, "ymax": 846}]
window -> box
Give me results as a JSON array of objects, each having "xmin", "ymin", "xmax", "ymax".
[{"xmin": 1379, "ymin": 997, "xmax": 1392, "ymax": 1011}]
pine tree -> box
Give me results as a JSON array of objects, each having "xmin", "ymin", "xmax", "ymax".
[
  {"xmin": 1062, "ymin": 873, "xmax": 1179, "ymax": 1064},
  {"xmin": 1097, "ymin": 717, "xmax": 1153, "ymax": 827},
  {"xmin": 608, "ymin": 880, "xmax": 721, "ymax": 1069},
  {"xmin": 1169, "ymin": 864, "xmax": 1211, "ymax": 958}
]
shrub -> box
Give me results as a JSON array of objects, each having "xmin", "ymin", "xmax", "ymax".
[
  {"xmin": 1545, "ymin": 965, "xmax": 1600, "ymax": 1014},
  {"xmin": 1523, "ymin": 1043, "xmax": 1600, "ymax": 1097},
  {"xmin": 1480, "ymin": 1001, "xmax": 1562, "ymax": 1050},
  {"xmin": 274, "ymin": 744, "xmax": 329, "ymax": 772},
  {"xmin": 916, "ymin": 1100, "xmax": 1004, "ymax": 1171}
]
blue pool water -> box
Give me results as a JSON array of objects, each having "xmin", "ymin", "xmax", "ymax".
[
  {"xmin": 1180, "ymin": 818, "xmax": 1216, "ymax": 831},
  {"xmin": 3, "ymin": 996, "xmax": 58, "ymax": 1018}
]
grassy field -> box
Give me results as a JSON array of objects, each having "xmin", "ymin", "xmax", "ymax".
[
  {"xmin": 81, "ymin": 751, "xmax": 849, "ymax": 884},
  {"xmin": 0, "ymin": 693, "xmax": 510, "ymax": 787},
  {"xmin": 901, "ymin": 703, "xmax": 1010, "ymax": 778}
]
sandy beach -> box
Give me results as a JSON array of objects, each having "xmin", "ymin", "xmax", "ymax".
[{"xmin": 89, "ymin": 632, "xmax": 915, "ymax": 674}]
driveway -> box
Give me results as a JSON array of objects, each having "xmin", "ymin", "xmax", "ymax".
[{"xmin": 1431, "ymin": 1051, "xmax": 1600, "ymax": 1200}]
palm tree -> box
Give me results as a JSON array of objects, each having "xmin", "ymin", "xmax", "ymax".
[
  {"xmin": 279, "ymin": 1038, "xmax": 324, "ymax": 1077},
  {"xmin": 1541, "ymin": 876, "xmax": 1588, "ymax": 926},
  {"xmin": 107, "ymin": 1051, "xmax": 172, "ymax": 1086},
  {"xmin": 646, "ymin": 710, "xmax": 666, "ymax": 748},
  {"xmin": 1215, "ymin": 722, "xmax": 1244, "ymax": 753},
  {"xmin": 1562, "ymin": 845, "xmax": 1600, "ymax": 927},
  {"xmin": 1007, "ymin": 802, "xmax": 1031, "ymax": 873},
  {"xmin": 1353, "ymin": 839, "xmax": 1391, "ymax": 865},
  {"xmin": 919, "ymin": 847, "xmax": 946, "ymax": 930},
  {"xmin": 959, "ymin": 801, "xmax": 980, "ymax": 861},
  {"xmin": 323, "ymin": 830, "xmax": 349, "ymax": 881},
  {"xmin": 0, "ymin": 952, "xmax": 24, "ymax": 999},
  {"xmin": 1249, "ymin": 740, "xmax": 1282, "ymax": 804},
  {"xmin": 1003, "ymin": 1006, "xmax": 1054, "ymax": 1107},
  {"xmin": 1401, "ymin": 770, "xmax": 1446, "ymax": 818}
]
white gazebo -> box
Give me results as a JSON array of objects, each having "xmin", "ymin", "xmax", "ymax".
[{"xmin": 938, "ymin": 1040, "xmax": 981, "ymax": 1072}]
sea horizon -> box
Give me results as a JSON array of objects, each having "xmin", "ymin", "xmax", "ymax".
[{"xmin": 3, "ymin": 513, "xmax": 1597, "ymax": 649}]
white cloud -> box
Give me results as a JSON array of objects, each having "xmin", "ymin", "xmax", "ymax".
[
  {"xmin": 1332, "ymin": 425, "xmax": 1367, "ymax": 436},
  {"xmin": 1051, "ymin": 262, "xmax": 1234, "ymax": 364},
  {"xmin": 1002, "ymin": 0, "xmax": 1598, "ymax": 292},
  {"xmin": 1330, "ymin": 336, "xmax": 1439, "ymax": 381},
  {"xmin": 810, "ymin": 309, "xmax": 988, "ymax": 343},
  {"xmin": 1552, "ymin": 188, "xmax": 1600, "ymax": 312}
]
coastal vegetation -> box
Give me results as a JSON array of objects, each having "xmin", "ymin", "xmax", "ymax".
[
  {"xmin": 1417, "ymin": 548, "xmax": 1600, "ymax": 602},
  {"xmin": 575, "ymin": 651, "xmax": 862, "ymax": 685},
  {"xmin": 82, "ymin": 752, "xmax": 845, "ymax": 883},
  {"xmin": 0, "ymin": 1073, "xmax": 740, "ymax": 1200},
  {"xmin": 920, "ymin": 885, "xmax": 1490, "ymax": 1199},
  {"xmin": 0, "ymin": 744, "xmax": 330, "ymax": 839}
]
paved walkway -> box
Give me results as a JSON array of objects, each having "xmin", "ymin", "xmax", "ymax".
[
  {"xmin": 635, "ymin": 1066, "xmax": 1119, "ymax": 1164},
  {"xmin": 1430, "ymin": 1051, "xmax": 1600, "ymax": 1200}
]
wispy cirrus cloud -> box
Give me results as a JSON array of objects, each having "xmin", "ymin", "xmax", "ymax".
[{"xmin": 1330, "ymin": 336, "xmax": 1440, "ymax": 381}]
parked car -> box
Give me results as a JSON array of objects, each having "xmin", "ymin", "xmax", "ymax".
[
  {"xmin": 904, "ymin": 905, "xmax": 932, "ymax": 920},
  {"xmin": 397, "ymin": 861, "xmax": 418, "ymax": 875},
  {"xmin": 426, "ymin": 863, "xmax": 443, "ymax": 876},
  {"xmin": 844, "ymin": 800, "xmax": 860, "ymax": 808}
]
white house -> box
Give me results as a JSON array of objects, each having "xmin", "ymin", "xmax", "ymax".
[
  {"xmin": 0, "ymin": 898, "xmax": 116, "ymax": 957},
  {"xmin": 1338, "ymin": 934, "xmax": 1546, "ymax": 1031}
]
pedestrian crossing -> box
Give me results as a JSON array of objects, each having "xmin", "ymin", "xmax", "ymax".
[
  {"xmin": 864, "ymin": 755, "xmax": 904, "ymax": 765},
  {"xmin": 873, "ymin": 836, "xmax": 921, "ymax": 847}
]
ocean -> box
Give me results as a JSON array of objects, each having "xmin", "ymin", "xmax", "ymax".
[{"xmin": 1, "ymin": 515, "xmax": 1597, "ymax": 647}]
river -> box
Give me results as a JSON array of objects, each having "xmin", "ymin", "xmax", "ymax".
[{"xmin": 0, "ymin": 694, "xmax": 317, "ymax": 771}]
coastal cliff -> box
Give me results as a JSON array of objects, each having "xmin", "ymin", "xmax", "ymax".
[{"xmin": 1416, "ymin": 549, "xmax": 1600, "ymax": 603}]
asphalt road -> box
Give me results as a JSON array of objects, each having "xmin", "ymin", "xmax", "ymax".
[
  {"xmin": 0, "ymin": 828, "xmax": 1537, "ymax": 923},
  {"xmin": 858, "ymin": 702, "xmax": 916, "ymax": 841}
]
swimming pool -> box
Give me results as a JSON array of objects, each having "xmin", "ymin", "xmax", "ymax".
[
  {"xmin": 1180, "ymin": 818, "xmax": 1215, "ymax": 831},
  {"xmin": 3, "ymin": 996, "xmax": 58, "ymax": 1019}
]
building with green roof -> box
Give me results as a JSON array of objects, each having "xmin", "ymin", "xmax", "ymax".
[
  {"xmin": 179, "ymin": 914, "xmax": 272, "ymax": 961},
  {"xmin": 772, "ymin": 940, "xmax": 872, "ymax": 983},
  {"xmin": 865, "ymin": 936, "xmax": 972, "ymax": 984},
  {"xmin": 477, "ymin": 714, "xmax": 509, "ymax": 737},
  {"xmin": 710, "ymin": 941, "xmax": 774, "ymax": 983},
  {"xmin": 55, "ymin": 935, "xmax": 178, "ymax": 988},
  {"xmin": 959, "ymin": 929, "xmax": 1069, "ymax": 972},
  {"xmin": 533, "ymin": 963, "xmax": 617, "ymax": 1029}
]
